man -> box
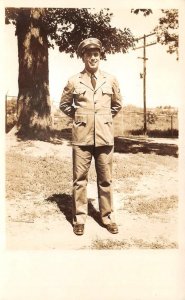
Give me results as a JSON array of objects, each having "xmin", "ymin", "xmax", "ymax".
[{"xmin": 60, "ymin": 37, "xmax": 122, "ymax": 235}]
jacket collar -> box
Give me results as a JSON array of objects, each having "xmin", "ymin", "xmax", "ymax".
[{"xmin": 78, "ymin": 69, "xmax": 106, "ymax": 91}]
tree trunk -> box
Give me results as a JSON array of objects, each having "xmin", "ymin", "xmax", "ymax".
[{"xmin": 16, "ymin": 8, "xmax": 51, "ymax": 139}]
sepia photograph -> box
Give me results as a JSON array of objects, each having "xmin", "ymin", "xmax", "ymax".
[
  {"xmin": 1, "ymin": 0, "xmax": 185, "ymax": 299},
  {"xmin": 5, "ymin": 6, "xmax": 179, "ymax": 250}
]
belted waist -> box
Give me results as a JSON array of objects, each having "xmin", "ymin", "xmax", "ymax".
[{"xmin": 75, "ymin": 107, "xmax": 111, "ymax": 115}]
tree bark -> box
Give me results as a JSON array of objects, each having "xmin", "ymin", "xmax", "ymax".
[{"xmin": 16, "ymin": 8, "xmax": 51, "ymax": 139}]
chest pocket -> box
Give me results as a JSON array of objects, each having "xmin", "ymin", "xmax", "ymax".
[
  {"xmin": 73, "ymin": 87, "xmax": 87, "ymax": 107},
  {"xmin": 101, "ymin": 85, "xmax": 113, "ymax": 108},
  {"xmin": 101, "ymin": 86, "xmax": 113, "ymax": 95},
  {"xmin": 73, "ymin": 87, "xmax": 86, "ymax": 96}
]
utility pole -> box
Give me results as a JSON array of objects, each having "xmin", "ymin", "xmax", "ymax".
[{"xmin": 133, "ymin": 32, "xmax": 156, "ymax": 135}]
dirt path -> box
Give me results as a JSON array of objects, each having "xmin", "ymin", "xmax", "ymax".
[{"xmin": 6, "ymin": 134, "xmax": 178, "ymax": 250}]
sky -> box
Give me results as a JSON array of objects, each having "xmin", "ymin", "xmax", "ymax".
[{"xmin": 4, "ymin": 8, "xmax": 181, "ymax": 108}]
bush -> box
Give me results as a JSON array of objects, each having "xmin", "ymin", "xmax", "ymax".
[{"xmin": 6, "ymin": 97, "xmax": 17, "ymax": 133}]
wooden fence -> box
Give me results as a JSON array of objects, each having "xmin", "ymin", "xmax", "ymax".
[
  {"xmin": 54, "ymin": 108, "xmax": 178, "ymax": 138},
  {"xmin": 5, "ymin": 95, "xmax": 178, "ymax": 138}
]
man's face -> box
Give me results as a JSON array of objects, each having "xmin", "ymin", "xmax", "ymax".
[{"xmin": 82, "ymin": 49, "xmax": 101, "ymax": 73}]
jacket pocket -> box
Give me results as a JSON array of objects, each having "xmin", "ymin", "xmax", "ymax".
[
  {"xmin": 104, "ymin": 114, "xmax": 113, "ymax": 124},
  {"xmin": 101, "ymin": 86, "xmax": 113, "ymax": 95},
  {"xmin": 101, "ymin": 86, "xmax": 113, "ymax": 108},
  {"xmin": 73, "ymin": 87, "xmax": 86, "ymax": 96},
  {"xmin": 73, "ymin": 114, "xmax": 88, "ymax": 144},
  {"xmin": 74, "ymin": 114, "xmax": 87, "ymax": 125},
  {"xmin": 73, "ymin": 87, "xmax": 87, "ymax": 108},
  {"xmin": 99, "ymin": 114, "xmax": 114, "ymax": 144}
]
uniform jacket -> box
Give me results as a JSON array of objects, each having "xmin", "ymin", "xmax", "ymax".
[{"xmin": 60, "ymin": 69, "xmax": 122, "ymax": 147}]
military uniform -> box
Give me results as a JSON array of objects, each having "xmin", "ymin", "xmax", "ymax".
[{"xmin": 60, "ymin": 38, "xmax": 122, "ymax": 233}]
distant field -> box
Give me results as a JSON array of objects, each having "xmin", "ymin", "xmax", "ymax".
[
  {"xmin": 6, "ymin": 99, "xmax": 178, "ymax": 138},
  {"xmin": 113, "ymin": 109, "xmax": 178, "ymax": 138},
  {"xmin": 53, "ymin": 107, "xmax": 178, "ymax": 139}
]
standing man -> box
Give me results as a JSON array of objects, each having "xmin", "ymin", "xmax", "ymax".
[{"xmin": 60, "ymin": 38, "xmax": 122, "ymax": 235}]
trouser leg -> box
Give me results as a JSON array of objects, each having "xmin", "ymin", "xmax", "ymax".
[
  {"xmin": 94, "ymin": 146, "xmax": 115, "ymax": 225},
  {"xmin": 72, "ymin": 146, "xmax": 92, "ymax": 224}
]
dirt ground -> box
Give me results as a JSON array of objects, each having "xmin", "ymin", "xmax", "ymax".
[{"xmin": 5, "ymin": 132, "xmax": 178, "ymax": 250}]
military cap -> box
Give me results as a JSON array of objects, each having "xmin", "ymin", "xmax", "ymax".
[{"xmin": 77, "ymin": 37, "xmax": 102, "ymax": 57}]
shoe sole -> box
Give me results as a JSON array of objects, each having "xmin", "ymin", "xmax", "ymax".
[{"xmin": 74, "ymin": 231, "xmax": 84, "ymax": 236}]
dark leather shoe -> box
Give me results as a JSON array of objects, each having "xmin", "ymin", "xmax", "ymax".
[
  {"xmin": 73, "ymin": 224, "xmax": 84, "ymax": 235},
  {"xmin": 106, "ymin": 223, "xmax": 118, "ymax": 234}
]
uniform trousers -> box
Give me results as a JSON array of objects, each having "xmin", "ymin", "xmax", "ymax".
[{"xmin": 72, "ymin": 145, "xmax": 115, "ymax": 225}]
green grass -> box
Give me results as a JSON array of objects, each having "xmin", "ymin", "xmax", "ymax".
[
  {"xmin": 6, "ymin": 146, "xmax": 177, "ymax": 202},
  {"xmin": 6, "ymin": 152, "xmax": 72, "ymax": 200},
  {"xmin": 6, "ymin": 138, "xmax": 178, "ymax": 226},
  {"xmin": 89, "ymin": 238, "xmax": 177, "ymax": 249},
  {"xmin": 124, "ymin": 195, "xmax": 178, "ymax": 216},
  {"xmin": 113, "ymin": 152, "xmax": 177, "ymax": 180}
]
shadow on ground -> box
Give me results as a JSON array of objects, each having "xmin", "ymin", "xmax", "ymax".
[
  {"xmin": 48, "ymin": 130, "xmax": 178, "ymax": 157},
  {"xmin": 7, "ymin": 127, "xmax": 72, "ymax": 145},
  {"xmin": 8, "ymin": 125, "xmax": 178, "ymax": 157},
  {"xmin": 49, "ymin": 128, "xmax": 72, "ymax": 145},
  {"xmin": 114, "ymin": 137, "xmax": 178, "ymax": 157},
  {"xmin": 129, "ymin": 129, "xmax": 178, "ymax": 138},
  {"xmin": 46, "ymin": 193, "xmax": 104, "ymax": 227}
]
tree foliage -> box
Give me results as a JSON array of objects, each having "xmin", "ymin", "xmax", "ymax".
[
  {"xmin": 154, "ymin": 9, "xmax": 178, "ymax": 59},
  {"xmin": 6, "ymin": 8, "xmax": 134, "ymax": 57},
  {"xmin": 131, "ymin": 9, "xmax": 153, "ymax": 16},
  {"xmin": 5, "ymin": 8, "xmax": 134, "ymax": 139},
  {"xmin": 131, "ymin": 9, "xmax": 178, "ymax": 59}
]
